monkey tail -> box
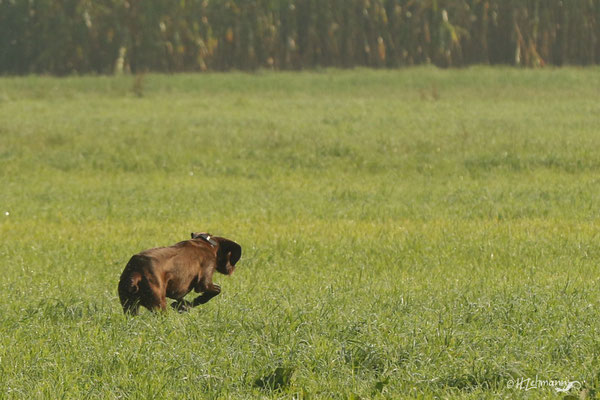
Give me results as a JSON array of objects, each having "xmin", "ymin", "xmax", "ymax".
[
  {"xmin": 118, "ymin": 270, "xmax": 142, "ymax": 314},
  {"xmin": 128, "ymin": 272, "xmax": 142, "ymax": 294}
]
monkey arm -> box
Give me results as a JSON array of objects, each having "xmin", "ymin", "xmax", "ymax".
[
  {"xmin": 170, "ymin": 283, "xmax": 221, "ymax": 312},
  {"xmin": 192, "ymin": 283, "xmax": 221, "ymax": 306}
]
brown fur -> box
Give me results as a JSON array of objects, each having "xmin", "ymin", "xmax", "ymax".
[{"xmin": 118, "ymin": 233, "xmax": 242, "ymax": 315}]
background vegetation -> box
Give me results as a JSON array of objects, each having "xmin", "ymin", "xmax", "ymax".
[
  {"xmin": 1, "ymin": 0, "xmax": 599, "ymax": 75},
  {"xmin": 1, "ymin": 68, "xmax": 600, "ymax": 398}
]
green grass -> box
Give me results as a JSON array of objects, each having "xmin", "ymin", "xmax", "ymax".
[{"xmin": 1, "ymin": 67, "xmax": 600, "ymax": 399}]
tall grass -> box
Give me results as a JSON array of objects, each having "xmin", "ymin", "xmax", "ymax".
[
  {"xmin": 1, "ymin": 0, "xmax": 599, "ymax": 74},
  {"xmin": 1, "ymin": 68, "xmax": 600, "ymax": 398}
]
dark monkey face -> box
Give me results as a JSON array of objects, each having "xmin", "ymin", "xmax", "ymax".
[{"xmin": 215, "ymin": 237, "xmax": 242, "ymax": 275}]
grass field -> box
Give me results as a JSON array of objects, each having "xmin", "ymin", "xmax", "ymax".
[{"xmin": 1, "ymin": 67, "xmax": 600, "ymax": 399}]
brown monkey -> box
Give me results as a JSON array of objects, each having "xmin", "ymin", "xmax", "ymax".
[{"xmin": 118, "ymin": 232, "xmax": 242, "ymax": 315}]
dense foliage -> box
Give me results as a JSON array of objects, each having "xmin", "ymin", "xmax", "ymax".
[{"xmin": 1, "ymin": 0, "xmax": 599, "ymax": 75}]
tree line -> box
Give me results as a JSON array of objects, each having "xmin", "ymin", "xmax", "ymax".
[{"xmin": 1, "ymin": 0, "xmax": 598, "ymax": 75}]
